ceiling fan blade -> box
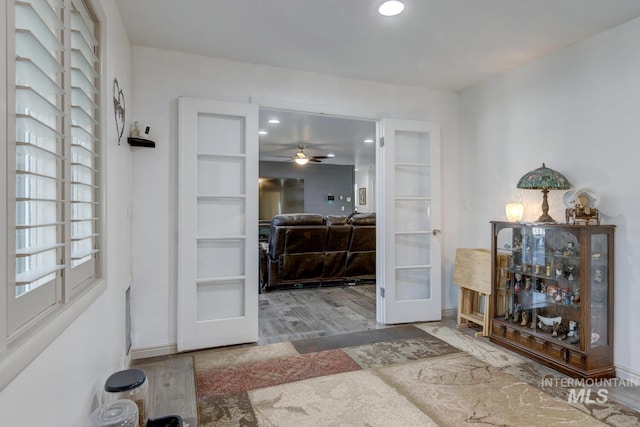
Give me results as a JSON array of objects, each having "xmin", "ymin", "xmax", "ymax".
[
  {"xmin": 309, "ymin": 158, "xmax": 322, "ymax": 163},
  {"xmin": 309, "ymin": 155, "xmax": 331, "ymax": 159}
]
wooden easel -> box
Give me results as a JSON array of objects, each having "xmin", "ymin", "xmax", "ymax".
[{"xmin": 453, "ymin": 248, "xmax": 492, "ymax": 337}]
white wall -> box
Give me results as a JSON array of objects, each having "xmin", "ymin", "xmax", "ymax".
[
  {"xmin": 129, "ymin": 46, "xmax": 460, "ymax": 352},
  {"xmin": 459, "ymin": 17, "xmax": 640, "ymax": 378},
  {"xmin": 0, "ymin": 0, "xmax": 134, "ymax": 424},
  {"xmin": 355, "ymin": 168, "xmax": 375, "ymax": 212},
  {"xmin": 260, "ymin": 161, "xmax": 355, "ymax": 216}
]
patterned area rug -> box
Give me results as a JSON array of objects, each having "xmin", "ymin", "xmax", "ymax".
[{"xmin": 194, "ymin": 324, "xmax": 640, "ymax": 426}]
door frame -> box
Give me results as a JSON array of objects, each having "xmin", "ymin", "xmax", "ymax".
[
  {"xmin": 252, "ymin": 98, "xmax": 443, "ymax": 324},
  {"xmin": 376, "ymin": 118, "xmax": 442, "ymax": 324},
  {"xmin": 177, "ymin": 97, "xmax": 259, "ymax": 352}
]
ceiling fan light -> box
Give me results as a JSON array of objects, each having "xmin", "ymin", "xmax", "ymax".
[
  {"xmin": 378, "ymin": 0, "xmax": 404, "ymax": 16},
  {"xmin": 295, "ymin": 158, "xmax": 309, "ymax": 165}
]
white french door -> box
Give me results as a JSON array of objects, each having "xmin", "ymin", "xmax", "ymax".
[
  {"xmin": 377, "ymin": 119, "xmax": 442, "ymax": 324},
  {"xmin": 177, "ymin": 97, "xmax": 258, "ymax": 352}
]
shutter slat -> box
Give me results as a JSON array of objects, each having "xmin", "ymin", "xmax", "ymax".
[
  {"xmin": 71, "ymin": 10, "xmax": 98, "ymax": 47},
  {"xmin": 16, "ymin": 58, "xmax": 64, "ymax": 96},
  {"xmin": 71, "ymin": 105, "xmax": 97, "ymax": 127},
  {"xmin": 71, "ymin": 249, "xmax": 99, "ymax": 260},
  {"xmin": 15, "ymin": 30, "xmax": 64, "ymax": 75},
  {"xmin": 71, "ymin": 125, "xmax": 97, "ymax": 142},
  {"xmin": 17, "ymin": 141, "xmax": 66, "ymax": 160},
  {"xmin": 71, "ymin": 49, "xmax": 97, "ymax": 78},
  {"xmin": 16, "ymin": 85, "xmax": 65, "ymax": 119},
  {"xmin": 16, "ymin": 221, "xmax": 65, "ymax": 230},
  {"xmin": 71, "ymin": 232, "xmax": 98, "ymax": 241},
  {"xmin": 20, "ymin": 0, "xmax": 64, "ymax": 33},
  {"xmin": 16, "ymin": 114, "xmax": 65, "ymax": 139},
  {"xmin": 15, "ymin": 2, "xmax": 64, "ymax": 53},
  {"xmin": 71, "ymin": 68, "xmax": 97, "ymax": 95},
  {"xmin": 16, "ymin": 265, "xmax": 65, "ymax": 286},
  {"xmin": 70, "ymin": 30, "xmax": 97, "ymax": 63},
  {"xmin": 16, "ymin": 242, "xmax": 65, "ymax": 257},
  {"xmin": 71, "ymin": 217, "xmax": 99, "ymax": 222},
  {"xmin": 16, "ymin": 170, "xmax": 64, "ymax": 182},
  {"xmin": 71, "ymin": 162, "xmax": 97, "ymax": 173},
  {"xmin": 71, "ymin": 86, "xmax": 97, "ymax": 111}
]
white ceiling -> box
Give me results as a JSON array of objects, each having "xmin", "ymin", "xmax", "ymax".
[
  {"xmin": 114, "ymin": 0, "xmax": 640, "ymax": 167},
  {"xmin": 258, "ymin": 108, "xmax": 376, "ymax": 169}
]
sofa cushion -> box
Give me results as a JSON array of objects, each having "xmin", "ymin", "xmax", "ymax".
[
  {"xmin": 348, "ymin": 212, "xmax": 376, "ymax": 225},
  {"xmin": 284, "ymin": 227, "xmax": 327, "ymax": 253},
  {"xmin": 345, "ymin": 252, "xmax": 376, "ymax": 278},
  {"xmin": 348, "ymin": 226, "xmax": 376, "ymax": 252},
  {"xmin": 279, "ymin": 253, "xmax": 325, "ymax": 280},
  {"xmin": 272, "ymin": 213, "xmax": 325, "ymax": 226},
  {"xmin": 325, "ymin": 215, "xmax": 348, "ymax": 225},
  {"xmin": 269, "ymin": 214, "xmax": 327, "ymax": 258}
]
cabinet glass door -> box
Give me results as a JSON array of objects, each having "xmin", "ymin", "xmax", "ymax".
[
  {"xmin": 590, "ymin": 233, "xmax": 608, "ymax": 348},
  {"xmin": 495, "ymin": 226, "xmax": 582, "ymax": 349}
]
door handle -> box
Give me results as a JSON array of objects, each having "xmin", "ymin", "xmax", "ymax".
[{"xmin": 432, "ymin": 229, "xmax": 441, "ymax": 236}]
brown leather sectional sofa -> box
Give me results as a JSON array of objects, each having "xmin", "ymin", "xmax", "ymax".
[{"xmin": 259, "ymin": 212, "xmax": 376, "ymax": 292}]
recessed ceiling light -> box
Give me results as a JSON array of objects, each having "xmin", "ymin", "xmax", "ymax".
[
  {"xmin": 378, "ymin": 0, "xmax": 404, "ymax": 16},
  {"xmin": 364, "ymin": 138, "xmax": 374, "ymax": 143},
  {"xmin": 258, "ymin": 130, "xmax": 268, "ymax": 135},
  {"xmin": 327, "ymin": 153, "xmax": 336, "ymax": 158},
  {"xmin": 268, "ymin": 119, "xmax": 280, "ymax": 124}
]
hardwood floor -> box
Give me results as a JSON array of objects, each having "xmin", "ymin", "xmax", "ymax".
[
  {"xmin": 133, "ymin": 283, "xmax": 640, "ymax": 425},
  {"xmin": 258, "ymin": 283, "xmax": 388, "ymax": 344},
  {"xmin": 133, "ymin": 283, "xmax": 383, "ymax": 424}
]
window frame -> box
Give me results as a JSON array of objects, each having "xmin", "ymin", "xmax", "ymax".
[{"xmin": 0, "ymin": 0, "xmax": 107, "ymax": 391}]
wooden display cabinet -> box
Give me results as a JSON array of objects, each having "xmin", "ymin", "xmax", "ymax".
[{"xmin": 489, "ymin": 221, "xmax": 615, "ymax": 379}]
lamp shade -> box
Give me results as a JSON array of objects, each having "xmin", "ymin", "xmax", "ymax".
[
  {"xmin": 517, "ymin": 163, "xmax": 570, "ymax": 223},
  {"xmin": 517, "ymin": 163, "xmax": 570, "ymax": 191},
  {"xmin": 505, "ymin": 203, "xmax": 524, "ymax": 222}
]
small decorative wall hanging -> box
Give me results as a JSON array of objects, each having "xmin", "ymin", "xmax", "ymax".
[
  {"xmin": 113, "ymin": 78, "xmax": 126, "ymax": 145},
  {"xmin": 359, "ymin": 187, "xmax": 367, "ymax": 205}
]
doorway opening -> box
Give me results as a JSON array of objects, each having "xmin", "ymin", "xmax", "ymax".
[{"xmin": 257, "ymin": 107, "xmax": 378, "ymax": 343}]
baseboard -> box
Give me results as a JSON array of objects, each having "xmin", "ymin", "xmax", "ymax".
[
  {"xmin": 615, "ymin": 364, "xmax": 640, "ymax": 381},
  {"xmin": 441, "ymin": 307, "xmax": 458, "ymax": 319},
  {"xmin": 130, "ymin": 344, "xmax": 178, "ymax": 360},
  {"xmin": 124, "ymin": 349, "xmax": 133, "ymax": 368}
]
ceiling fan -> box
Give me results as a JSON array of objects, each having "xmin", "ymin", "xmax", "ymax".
[{"xmin": 288, "ymin": 145, "xmax": 334, "ymax": 165}]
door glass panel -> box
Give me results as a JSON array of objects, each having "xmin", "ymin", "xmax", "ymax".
[
  {"xmin": 395, "ymin": 235, "xmax": 430, "ymax": 266},
  {"xmin": 197, "ymin": 157, "xmax": 245, "ymax": 195},
  {"xmin": 395, "ymin": 200, "xmax": 431, "ymax": 231},
  {"xmin": 395, "ymin": 165, "xmax": 431, "ymax": 197},
  {"xmin": 395, "ymin": 131, "xmax": 430, "ymax": 163},
  {"xmin": 197, "ymin": 239, "xmax": 244, "ymax": 278},
  {"xmin": 197, "ymin": 113, "xmax": 245, "ymax": 155},
  {"xmin": 197, "ymin": 198, "xmax": 245, "ymax": 236},
  {"xmin": 396, "ymin": 268, "xmax": 431, "ymax": 300},
  {"xmin": 197, "ymin": 280, "xmax": 245, "ymax": 321}
]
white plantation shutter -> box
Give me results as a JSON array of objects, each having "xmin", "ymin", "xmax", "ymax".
[
  {"xmin": 69, "ymin": 0, "xmax": 99, "ymax": 288},
  {"xmin": 8, "ymin": 0, "xmax": 101, "ymax": 335}
]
